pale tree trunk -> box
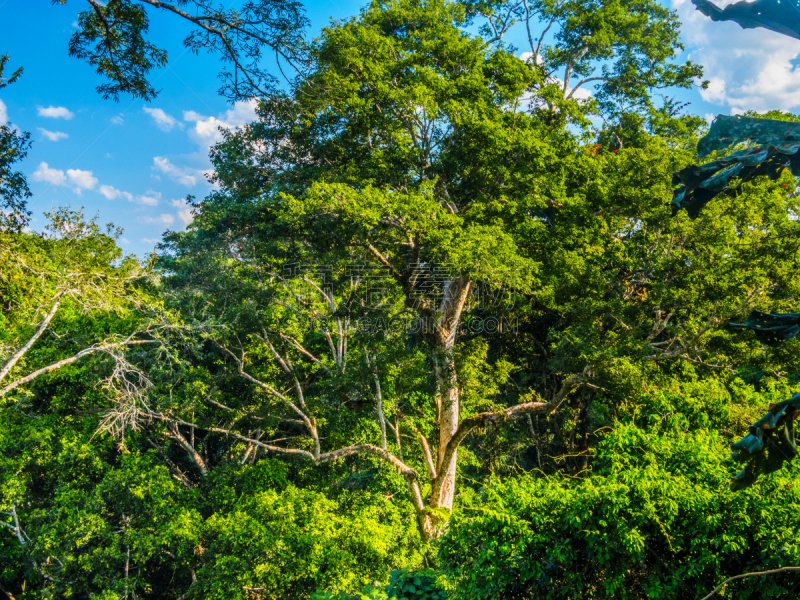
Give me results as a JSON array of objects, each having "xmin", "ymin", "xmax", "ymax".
[
  {"xmin": 427, "ymin": 348, "xmax": 459, "ymax": 532},
  {"xmin": 419, "ymin": 275, "xmax": 471, "ymax": 537}
]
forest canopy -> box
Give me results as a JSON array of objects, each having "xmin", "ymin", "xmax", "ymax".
[{"xmin": 3, "ymin": 0, "xmax": 800, "ymax": 599}]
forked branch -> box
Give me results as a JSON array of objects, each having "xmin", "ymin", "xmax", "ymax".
[
  {"xmin": 0, "ymin": 339, "xmax": 159, "ymax": 399},
  {"xmin": 436, "ymin": 370, "xmax": 589, "ymax": 483}
]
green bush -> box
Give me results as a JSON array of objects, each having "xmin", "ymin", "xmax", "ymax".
[
  {"xmin": 439, "ymin": 422, "xmax": 800, "ymax": 600},
  {"xmin": 311, "ymin": 568, "xmax": 447, "ymax": 600},
  {"xmin": 386, "ymin": 569, "xmax": 447, "ymax": 600}
]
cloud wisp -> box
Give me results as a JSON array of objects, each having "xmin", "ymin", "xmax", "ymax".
[
  {"xmin": 170, "ymin": 198, "xmax": 194, "ymax": 226},
  {"xmin": 38, "ymin": 128, "xmax": 69, "ymax": 141},
  {"xmin": 33, "ymin": 161, "xmax": 163, "ymax": 207},
  {"xmin": 140, "ymin": 213, "xmax": 175, "ymax": 226},
  {"xmin": 37, "ymin": 105, "xmax": 75, "ymax": 120},
  {"xmin": 143, "ymin": 107, "xmax": 182, "ymax": 132},
  {"xmin": 152, "ymin": 156, "xmax": 202, "ymax": 187}
]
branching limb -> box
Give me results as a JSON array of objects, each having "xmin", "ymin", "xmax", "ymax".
[
  {"xmin": 646, "ymin": 289, "xmax": 761, "ymax": 361},
  {"xmin": 433, "ymin": 370, "xmax": 590, "ymax": 499},
  {"xmin": 0, "ymin": 505, "xmax": 57, "ymax": 582},
  {"xmin": 0, "ymin": 339, "xmax": 159, "ymax": 399},
  {"xmin": 160, "ymin": 416, "xmax": 416, "ymax": 482},
  {"xmin": 701, "ymin": 566, "xmax": 800, "ymax": 600},
  {"xmin": 0, "ymin": 290, "xmax": 69, "ymax": 385},
  {"xmin": 263, "ymin": 329, "xmax": 333, "ymax": 377},
  {"xmin": 147, "ymin": 439, "xmax": 194, "ymax": 488},
  {"xmin": 216, "ymin": 340, "xmax": 322, "ymax": 458},
  {"xmin": 386, "ymin": 416, "xmax": 404, "ymax": 462},
  {"xmin": 165, "ymin": 421, "xmax": 209, "ymax": 476},
  {"xmin": 318, "ymin": 443, "xmax": 416, "ymax": 479},
  {"xmin": 406, "ymin": 422, "xmax": 437, "ymax": 480}
]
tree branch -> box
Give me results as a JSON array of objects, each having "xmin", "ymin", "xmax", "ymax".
[
  {"xmin": 264, "ymin": 328, "xmax": 333, "ymax": 377},
  {"xmin": 0, "ymin": 290, "xmax": 68, "ymax": 385},
  {"xmin": 165, "ymin": 421, "xmax": 208, "ymax": 476},
  {"xmin": 0, "ymin": 340, "xmax": 159, "ymax": 398},
  {"xmin": 436, "ymin": 371, "xmax": 589, "ymax": 487},
  {"xmin": 701, "ymin": 566, "xmax": 800, "ymax": 600},
  {"xmin": 318, "ymin": 443, "xmax": 416, "ymax": 479}
]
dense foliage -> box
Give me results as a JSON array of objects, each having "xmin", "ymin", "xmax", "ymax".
[
  {"xmin": 442, "ymin": 417, "xmax": 800, "ymax": 599},
  {"xmin": 4, "ymin": 0, "xmax": 800, "ymax": 598}
]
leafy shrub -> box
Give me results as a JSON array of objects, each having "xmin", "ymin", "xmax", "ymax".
[
  {"xmin": 386, "ymin": 569, "xmax": 446, "ymax": 600},
  {"xmin": 311, "ymin": 568, "xmax": 446, "ymax": 600},
  {"xmin": 439, "ymin": 423, "xmax": 800, "ymax": 599}
]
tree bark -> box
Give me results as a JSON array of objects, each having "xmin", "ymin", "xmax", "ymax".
[
  {"xmin": 420, "ymin": 275, "xmax": 471, "ymax": 536},
  {"xmin": 430, "ymin": 349, "xmax": 459, "ymax": 523}
]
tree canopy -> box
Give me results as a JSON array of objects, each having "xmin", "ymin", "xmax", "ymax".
[{"xmin": 4, "ymin": 0, "xmax": 800, "ymax": 598}]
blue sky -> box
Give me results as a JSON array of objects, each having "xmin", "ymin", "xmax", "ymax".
[{"xmin": 1, "ymin": 0, "xmax": 799, "ymax": 257}]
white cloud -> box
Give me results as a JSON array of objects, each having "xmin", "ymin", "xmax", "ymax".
[
  {"xmin": 673, "ymin": 0, "xmax": 800, "ymax": 111},
  {"xmin": 32, "ymin": 161, "xmax": 105, "ymax": 195},
  {"xmin": 140, "ymin": 214, "xmax": 175, "ymax": 226},
  {"xmin": 98, "ymin": 184, "xmax": 119, "ymax": 199},
  {"xmin": 33, "ymin": 163, "xmax": 98, "ymax": 193},
  {"xmin": 98, "ymin": 184, "xmax": 134, "ymax": 202},
  {"xmin": 38, "ymin": 128, "xmax": 68, "ymax": 141},
  {"xmin": 170, "ymin": 198, "xmax": 194, "ymax": 226},
  {"xmin": 0, "ymin": 100, "xmax": 8, "ymax": 125},
  {"xmin": 98, "ymin": 185, "xmax": 162, "ymax": 206},
  {"xmin": 152, "ymin": 156, "xmax": 200, "ymax": 187},
  {"xmin": 120, "ymin": 237, "xmax": 131, "ymax": 245},
  {"xmin": 139, "ymin": 190, "xmax": 162, "ymax": 206},
  {"xmin": 183, "ymin": 99, "xmax": 258, "ymax": 148},
  {"xmin": 141, "ymin": 238, "xmax": 161, "ymax": 244},
  {"xmin": 66, "ymin": 168, "xmax": 98, "ymax": 192},
  {"xmin": 32, "ymin": 162, "xmax": 66, "ymax": 186},
  {"xmin": 37, "ymin": 105, "xmax": 74, "ymax": 120},
  {"xmin": 143, "ymin": 107, "xmax": 182, "ymax": 132},
  {"xmin": 177, "ymin": 208, "xmax": 194, "ymax": 225}
]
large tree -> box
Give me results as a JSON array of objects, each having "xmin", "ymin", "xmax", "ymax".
[{"xmin": 154, "ymin": 0, "xmax": 711, "ymax": 538}]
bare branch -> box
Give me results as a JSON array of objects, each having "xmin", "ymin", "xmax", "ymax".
[
  {"xmin": 264, "ymin": 329, "xmax": 333, "ymax": 376},
  {"xmin": 365, "ymin": 241, "xmax": 402, "ymax": 280},
  {"xmin": 701, "ymin": 566, "xmax": 800, "ymax": 600},
  {"xmin": 203, "ymin": 424, "xmax": 316, "ymax": 460},
  {"xmin": 406, "ymin": 422, "xmax": 437, "ymax": 480},
  {"xmin": 0, "ymin": 505, "xmax": 57, "ymax": 582},
  {"xmin": 418, "ymin": 432, "xmax": 437, "ymax": 480},
  {"xmin": 318, "ymin": 443, "xmax": 416, "ymax": 479},
  {"xmin": 165, "ymin": 421, "xmax": 209, "ymax": 476},
  {"xmin": 0, "ymin": 290, "xmax": 68, "ymax": 385},
  {"xmin": 147, "ymin": 439, "xmax": 194, "ymax": 488},
  {"xmin": 0, "ymin": 340, "xmax": 159, "ymax": 399}
]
